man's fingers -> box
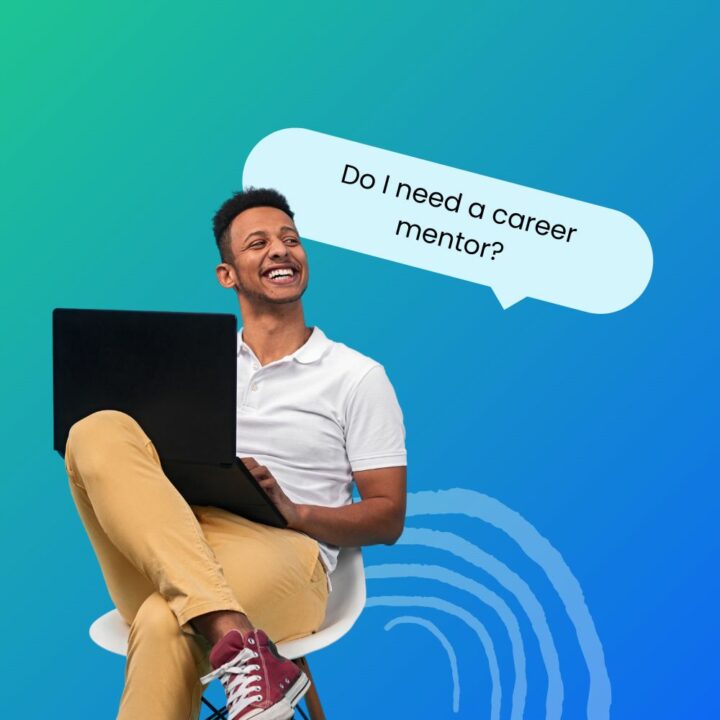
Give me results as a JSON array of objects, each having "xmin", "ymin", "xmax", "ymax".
[
  {"xmin": 241, "ymin": 458, "xmax": 272, "ymax": 481},
  {"xmin": 257, "ymin": 476, "xmax": 279, "ymax": 495},
  {"xmin": 249, "ymin": 465, "xmax": 272, "ymax": 480},
  {"xmin": 241, "ymin": 460, "xmax": 280, "ymax": 494}
]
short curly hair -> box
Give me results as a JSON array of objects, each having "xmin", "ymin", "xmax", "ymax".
[{"xmin": 212, "ymin": 187, "xmax": 295, "ymax": 262}]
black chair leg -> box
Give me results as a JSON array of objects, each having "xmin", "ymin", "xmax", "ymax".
[{"xmin": 201, "ymin": 696, "xmax": 228, "ymax": 719}]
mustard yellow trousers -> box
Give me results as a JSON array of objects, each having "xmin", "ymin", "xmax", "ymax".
[{"xmin": 65, "ymin": 410, "xmax": 328, "ymax": 720}]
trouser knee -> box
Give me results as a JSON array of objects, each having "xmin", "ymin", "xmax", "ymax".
[
  {"xmin": 129, "ymin": 592, "xmax": 184, "ymax": 648},
  {"xmin": 66, "ymin": 410, "xmax": 147, "ymax": 474}
]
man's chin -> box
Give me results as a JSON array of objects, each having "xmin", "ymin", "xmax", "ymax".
[
  {"xmin": 238, "ymin": 286, "xmax": 308, "ymax": 306},
  {"xmin": 266, "ymin": 293, "xmax": 305, "ymax": 305}
]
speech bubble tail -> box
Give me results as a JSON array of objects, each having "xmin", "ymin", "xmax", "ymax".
[{"xmin": 492, "ymin": 286, "xmax": 525, "ymax": 309}]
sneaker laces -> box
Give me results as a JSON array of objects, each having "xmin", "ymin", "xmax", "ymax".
[{"xmin": 201, "ymin": 647, "xmax": 264, "ymax": 719}]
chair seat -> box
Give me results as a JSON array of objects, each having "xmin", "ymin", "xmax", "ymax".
[{"xmin": 89, "ymin": 546, "xmax": 366, "ymax": 660}]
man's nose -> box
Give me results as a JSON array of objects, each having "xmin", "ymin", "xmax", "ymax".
[{"xmin": 268, "ymin": 237, "xmax": 290, "ymax": 258}]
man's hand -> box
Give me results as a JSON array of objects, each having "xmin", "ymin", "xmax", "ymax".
[{"xmin": 240, "ymin": 457, "xmax": 300, "ymax": 527}]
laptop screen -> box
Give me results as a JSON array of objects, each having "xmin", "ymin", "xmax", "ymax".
[{"xmin": 53, "ymin": 309, "xmax": 237, "ymax": 465}]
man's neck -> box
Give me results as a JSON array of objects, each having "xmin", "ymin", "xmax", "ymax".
[{"xmin": 239, "ymin": 301, "xmax": 311, "ymax": 366}]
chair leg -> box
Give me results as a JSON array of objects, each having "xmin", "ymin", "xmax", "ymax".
[
  {"xmin": 201, "ymin": 695, "xmax": 228, "ymax": 719},
  {"xmin": 295, "ymin": 657, "xmax": 326, "ymax": 720}
]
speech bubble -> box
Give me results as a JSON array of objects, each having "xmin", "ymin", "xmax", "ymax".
[{"xmin": 243, "ymin": 128, "xmax": 652, "ymax": 312}]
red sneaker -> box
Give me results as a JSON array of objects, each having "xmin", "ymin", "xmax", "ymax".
[{"xmin": 201, "ymin": 629, "xmax": 310, "ymax": 720}]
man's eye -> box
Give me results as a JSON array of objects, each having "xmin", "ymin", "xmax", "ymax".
[
  {"xmin": 250, "ymin": 241, "xmax": 266, "ymax": 249},
  {"xmin": 284, "ymin": 237, "xmax": 300, "ymax": 245}
]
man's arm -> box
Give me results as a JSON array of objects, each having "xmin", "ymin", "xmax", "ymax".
[
  {"xmin": 242, "ymin": 458, "xmax": 406, "ymax": 546},
  {"xmin": 294, "ymin": 466, "xmax": 407, "ymax": 546}
]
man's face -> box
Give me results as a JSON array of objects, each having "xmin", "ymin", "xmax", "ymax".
[{"xmin": 223, "ymin": 206, "xmax": 309, "ymax": 305}]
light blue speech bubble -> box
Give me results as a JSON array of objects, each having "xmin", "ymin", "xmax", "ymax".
[{"xmin": 243, "ymin": 128, "xmax": 652, "ymax": 312}]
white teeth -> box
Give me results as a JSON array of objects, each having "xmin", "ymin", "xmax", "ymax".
[{"xmin": 267, "ymin": 268, "xmax": 295, "ymax": 279}]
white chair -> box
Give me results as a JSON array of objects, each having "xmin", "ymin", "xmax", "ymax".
[{"xmin": 89, "ymin": 547, "xmax": 366, "ymax": 720}]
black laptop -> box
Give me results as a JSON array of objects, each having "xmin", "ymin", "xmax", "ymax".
[{"xmin": 53, "ymin": 308, "xmax": 287, "ymax": 527}]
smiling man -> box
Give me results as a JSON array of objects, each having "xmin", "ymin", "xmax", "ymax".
[{"xmin": 65, "ymin": 187, "xmax": 407, "ymax": 720}]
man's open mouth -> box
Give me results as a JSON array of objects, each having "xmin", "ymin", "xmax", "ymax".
[{"xmin": 262, "ymin": 267, "xmax": 298, "ymax": 285}]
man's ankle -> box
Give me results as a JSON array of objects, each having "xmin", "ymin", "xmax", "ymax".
[{"xmin": 192, "ymin": 610, "xmax": 254, "ymax": 645}]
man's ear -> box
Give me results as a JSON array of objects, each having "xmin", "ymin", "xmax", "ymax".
[{"xmin": 216, "ymin": 262, "xmax": 237, "ymax": 289}]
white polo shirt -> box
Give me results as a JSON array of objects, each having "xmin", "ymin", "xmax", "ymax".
[{"xmin": 235, "ymin": 327, "xmax": 406, "ymax": 576}]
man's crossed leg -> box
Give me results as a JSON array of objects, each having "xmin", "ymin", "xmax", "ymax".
[{"xmin": 66, "ymin": 410, "xmax": 328, "ymax": 720}]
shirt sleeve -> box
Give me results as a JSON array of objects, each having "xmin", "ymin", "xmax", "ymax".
[{"xmin": 344, "ymin": 365, "xmax": 407, "ymax": 472}]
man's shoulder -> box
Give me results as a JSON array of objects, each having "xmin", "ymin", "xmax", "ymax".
[{"xmin": 320, "ymin": 330, "xmax": 382, "ymax": 378}]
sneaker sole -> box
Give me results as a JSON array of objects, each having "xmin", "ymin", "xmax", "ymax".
[
  {"xmin": 286, "ymin": 671, "xmax": 311, "ymax": 709},
  {"xmin": 243, "ymin": 672, "xmax": 310, "ymax": 720}
]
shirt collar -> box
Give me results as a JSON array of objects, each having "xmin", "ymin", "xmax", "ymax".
[
  {"xmin": 237, "ymin": 327, "xmax": 330, "ymax": 365},
  {"xmin": 293, "ymin": 327, "xmax": 330, "ymax": 364}
]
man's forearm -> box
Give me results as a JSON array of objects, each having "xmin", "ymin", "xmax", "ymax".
[
  {"xmin": 290, "ymin": 497, "xmax": 404, "ymax": 547},
  {"xmin": 246, "ymin": 460, "xmax": 407, "ymax": 547}
]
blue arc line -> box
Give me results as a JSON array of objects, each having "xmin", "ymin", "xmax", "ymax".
[
  {"xmin": 367, "ymin": 595, "xmax": 501, "ymax": 720},
  {"xmin": 407, "ymin": 489, "xmax": 612, "ymax": 720},
  {"xmin": 367, "ymin": 563, "xmax": 526, "ymax": 720},
  {"xmin": 384, "ymin": 615, "xmax": 461, "ymax": 713},
  {"xmin": 399, "ymin": 528, "xmax": 562, "ymax": 720}
]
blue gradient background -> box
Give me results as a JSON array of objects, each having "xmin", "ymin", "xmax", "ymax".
[{"xmin": 1, "ymin": 2, "xmax": 717, "ymax": 718}]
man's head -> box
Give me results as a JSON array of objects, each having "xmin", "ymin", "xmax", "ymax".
[{"xmin": 213, "ymin": 188, "xmax": 308, "ymax": 307}]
